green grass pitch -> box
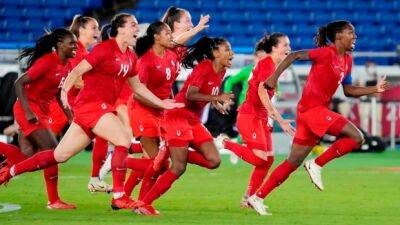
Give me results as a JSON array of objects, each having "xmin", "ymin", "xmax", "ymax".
[{"xmin": 1, "ymin": 151, "xmax": 399, "ymax": 225}]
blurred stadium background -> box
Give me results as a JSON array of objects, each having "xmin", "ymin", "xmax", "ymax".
[{"xmin": 0, "ymin": 1, "xmax": 400, "ymax": 224}]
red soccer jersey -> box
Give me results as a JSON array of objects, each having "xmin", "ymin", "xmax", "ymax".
[
  {"xmin": 174, "ymin": 60, "xmax": 226, "ymax": 119},
  {"xmin": 298, "ymin": 45, "xmax": 353, "ymax": 112},
  {"xmin": 239, "ymin": 56, "xmax": 275, "ymax": 118},
  {"xmin": 68, "ymin": 41, "xmax": 88, "ymax": 106},
  {"xmin": 117, "ymin": 81, "xmax": 133, "ymax": 105},
  {"xmin": 76, "ymin": 38, "xmax": 138, "ymax": 106},
  {"xmin": 133, "ymin": 48, "xmax": 181, "ymax": 108},
  {"xmin": 25, "ymin": 52, "xmax": 71, "ymax": 114}
]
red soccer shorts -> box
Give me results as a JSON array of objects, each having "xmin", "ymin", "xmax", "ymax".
[
  {"xmin": 48, "ymin": 101, "xmax": 68, "ymax": 135},
  {"xmin": 129, "ymin": 105, "xmax": 163, "ymax": 138},
  {"xmin": 237, "ymin": 112, "xmax": 272, "ymax": 151},
  {"xmin": 164, "ymin": 110, "xmax": 213, "ymax": 148},
  {"xmin": 294, "ymin": 106, "xmax": 349, "ymax": 146},
  {"xmin": 13, "ymin": 100, "xmax": 51, "ymax": 136},
  {"xmin": 73, "ymin": 99, "xmax": 115, "ymax": 138}
]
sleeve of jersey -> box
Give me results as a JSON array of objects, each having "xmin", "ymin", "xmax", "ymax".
[
  {"xmin": 308, "ymin": 47, "xmax": 329, "ymax": 63},
  {"xmin": 26, "ymin": 56, "xmax": 49, "ymax": 81},
  {"xmin": 84, "ymin": 44, "xmax": 106, "ymax": 68},
  {"xmin": 255, "ymin": 60, "xmax": 273, "ymax": 82},
  {"xmin": 189, "ymin": 65, "xmax": 205, "ymax": 88}
]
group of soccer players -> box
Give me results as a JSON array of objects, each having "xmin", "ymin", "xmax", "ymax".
[{"xmin": 0, "ymin": 6, "xmax": 389, "ymax": 216}]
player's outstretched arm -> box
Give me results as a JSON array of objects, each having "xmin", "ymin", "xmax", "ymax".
[
  {"xmin": 128, "ymin": 76, "xmax": 184, "ymax": 110},
  {"xmin": 343, "ymin": 75, "xmax": 389, "ymax": 97},
  {"xmin": 265, "ymin": 50, "xmax": 309, "ymax": 89}
]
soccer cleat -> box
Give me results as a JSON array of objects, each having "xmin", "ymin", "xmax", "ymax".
[
  {"xmin": 304, "ymin": 159, "xmax": 324, "ymax": 191},
  {"xmin": 88, "ymin": 177, "xmax": 113, "ymax": 193},
  {"xmin": 240, "ymin": 195, "xmax": 251, "ymax": 208},
  {"xmin": 0, "ymin": 166, "xmax": 12, "ymax": 185},
  {"xmin": 214, "ymin": 133, "xmax": 229, "ymax": 150},
  {"xmin": 111, "ymin": 195, "xmax": 138, "ymax": 210},
  {"xmin": 99, "ymin": 153, "xmax": 112, "ymax": 181},
  {"xmin": 247, "ymin": 195, "xmax": 272, "ymax": 216},
  {"xmin": 47, "ymin": 199, "xmax": 77, "ymax": 210},
  {"xmin": 134, "ymin": 204, "xmax": 160, "ymax": 216}
]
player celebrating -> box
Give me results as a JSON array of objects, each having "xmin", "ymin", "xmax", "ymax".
[
  {"xmin": 0, "ymin": 13, "xmax": 183, "ymax": 210},
  {"xmin": 134, "ymin": 36, "xmax": 234, "ymax": 215},
  {"xmin": 3, "ymin": 28, "xmax": 77, "ymax": 209},
  {"xmin": 247, "ymin": 20, "xmax": 389, "ymax": 215},
  {"xmin": 222, "ymin": 33, "xmax": 295, "ymax": 208}
]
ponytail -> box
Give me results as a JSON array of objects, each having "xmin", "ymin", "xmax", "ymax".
[
  {"xmin": 255, "ymin": 32, "xmax": 287, "ymax": 54},
  {"xmin": 314, "ymin": 20, "xmax": 351, "ymax": 47},
  {"xmin": 18, "ymin": 28, "xmax": 73, "ymax": 69},
  {"xmin": 182, "ymin": 36, "xmax": 227, "ymax": 69},
  {"xmin": 135, "ymin": 21, "xmax": 168, "ymax": 57},
  {"xmin": 101, "ymin": 24, "xmax": 112, "ymax": 41}
]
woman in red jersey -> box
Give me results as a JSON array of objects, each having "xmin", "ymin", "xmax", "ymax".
[
  {"xmin": 4, "ymin": 28, "xmax": 77, "ymax": 209},
  {"xmin": 125, "ymin": 16, "xmax": 212, "ymax": 199},
  {"xmin": 134, "ymin": 36, "xmax": 235, "ymax": 215},
  {"xmin": 222, "ymin": 33, "xmax": 295, "ymax": 208},
  {"xmin": 246, "ymin": 20, "xmax": 389, "ymax": 215},
  {"xmin": 0, "ymin": 13, "xmax": 183, "ymax": 210}
]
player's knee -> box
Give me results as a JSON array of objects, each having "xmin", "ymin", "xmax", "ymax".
[
  {"xmin": 287, "ymin": 156, "xmax": 304, "ymax": 167},
  {"xmin": 354, "ymin": 133, "xmax": 365, "ymax": 146},
  {"xmin": 171, "ymin": 162, "xmax": 187, "ymax": 176},
  {"xmin": 114, "ymin": 135, "xmax": 131, "ymax": 148},
  {"xmin": 54, "ymin": 152, "xmax": 71, "ymax": 163},
  {"xmin": 208, "ymin": 156, "xmax": 221, "ymax": 169}
]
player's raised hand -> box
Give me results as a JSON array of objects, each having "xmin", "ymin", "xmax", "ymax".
[{"xmin": 376, "ymin": 75, "xmax": 390, "ymax": 93}]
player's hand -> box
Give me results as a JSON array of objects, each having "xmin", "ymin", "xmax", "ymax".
[
  {"xmin": 195, "ymin": 14, "xmax": 210, "ymax": 32},
  {"xmin": 217, "ymin": 92, "xmax": 234, "ymax": 104},
  {"xmin": 61, "ymin": 88, "xmax": 71, "ymax": 110},
  {"xmin": 162, "ymin": 99, "xmax": 185, "ymax": 109},
  {"xmin": 25, "ymin": 109, "xmax": 38, "ymax": 124},
  {"xmin": 212, "ymin": 100, "xmax": 229, "ymax": 115},
  {"xmin": 278, "ymin": 119, "xmax": 295, "ymax": 136},
  {"xmin": 376, "ymin": 75, "xmax": 390, "ymax": 93}
]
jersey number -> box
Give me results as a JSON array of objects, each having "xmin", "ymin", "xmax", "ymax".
[
  {"xmin": 211, "ymin": 87, "xmax": 219, "ymax": 95},
  {"xmin": 118, "ymin": 64, "xmax": 130, "ymax": 77},
  {"xmin": 165, "ymin": 68, "xmax": 171, "ymax": 80}
]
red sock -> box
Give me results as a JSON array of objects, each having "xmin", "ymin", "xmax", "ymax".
[
  {"xmin": 138, "ymin": 163, "xmax": 157, "ymax": 200},
  {"xmin": 0, "ymin": 142, "xmax": 27, "ymax": 165},
  {"xmin": 224, "ymin": 141, "xmax": 265, "ymax": 166},
  {"xmin": 187, "ymin": 151, "xmax": 212, "ymax": 169},
  {"xmin": 142, "ymin": 169, "xmax": 179, "ymax": 205},
  {"xmin": 130, "ymin": 143, "xmax": 143, "ymax": 153},
  {"xmin": 111, "ymin": 146, "xmax": 128, "ymax": 193},
  {"xmin": 12, "ymin": 150, "xmax": 57, "ymax": 176},
  {"xmin": 247, "ymin": 156, "xmax": 274, "ymax": 196},
  {"xmin": 315, "ymin": 138, "xmax": 360, "ymax": 167},
  {"xmin": 124, "ymin": 170, "xmax": 144, "ymax": 197},
  {"xmin": 256, "ymin": 160, "xmax": 297, "ymax": 199},
  {"xmin": 91, "ymin": 137, "xmax": 108, "ymax": 177},
  {"xmin": 43, "ymin": 165, "xmax": 59, "ymax": 203},
  {"xmin": 125, "ymin": 157, "xmax": 152, "ymax": 172}
]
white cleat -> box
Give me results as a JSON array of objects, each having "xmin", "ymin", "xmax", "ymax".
[
  {"xmin": 99, "ymin": 153, "xmax": 112, "ymax": 181},
  {"xmin": 88, "ymin": 177, "xmax": 113, "ymax": 193},
  {"xmin": 304, "ymin": 159, "xmax": 324, "ymax": 191},
  {"xmin": 214, "ymin": 133, "xmax": 229, "ymax": 150},
  {"xmin": 247, "ymin": 195, "xmax": 272, "ymax": 216}
]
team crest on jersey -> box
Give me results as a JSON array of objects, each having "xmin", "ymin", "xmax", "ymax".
[
  {"xmin": 139, "ymin": 125, "xmax": 144, "ymax": 132},
  {"xmin": 252, "ymin": 132, "xmax": 257, "ymax": 139},
  {"xmin": 101, "ymin": 103, "xmax": 107, "ymax": 110},
  {"xmin": 176, "ymin": 130, "xmax": 181, "ymax": 137},
  {"xmin": 326, "ymin": 116, "xmax": 332, "ymax": 121}
]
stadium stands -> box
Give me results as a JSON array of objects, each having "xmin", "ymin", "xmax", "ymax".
[{"xmin": 0, "ymin": 0, "xmax": 398, "ymax": 64}]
